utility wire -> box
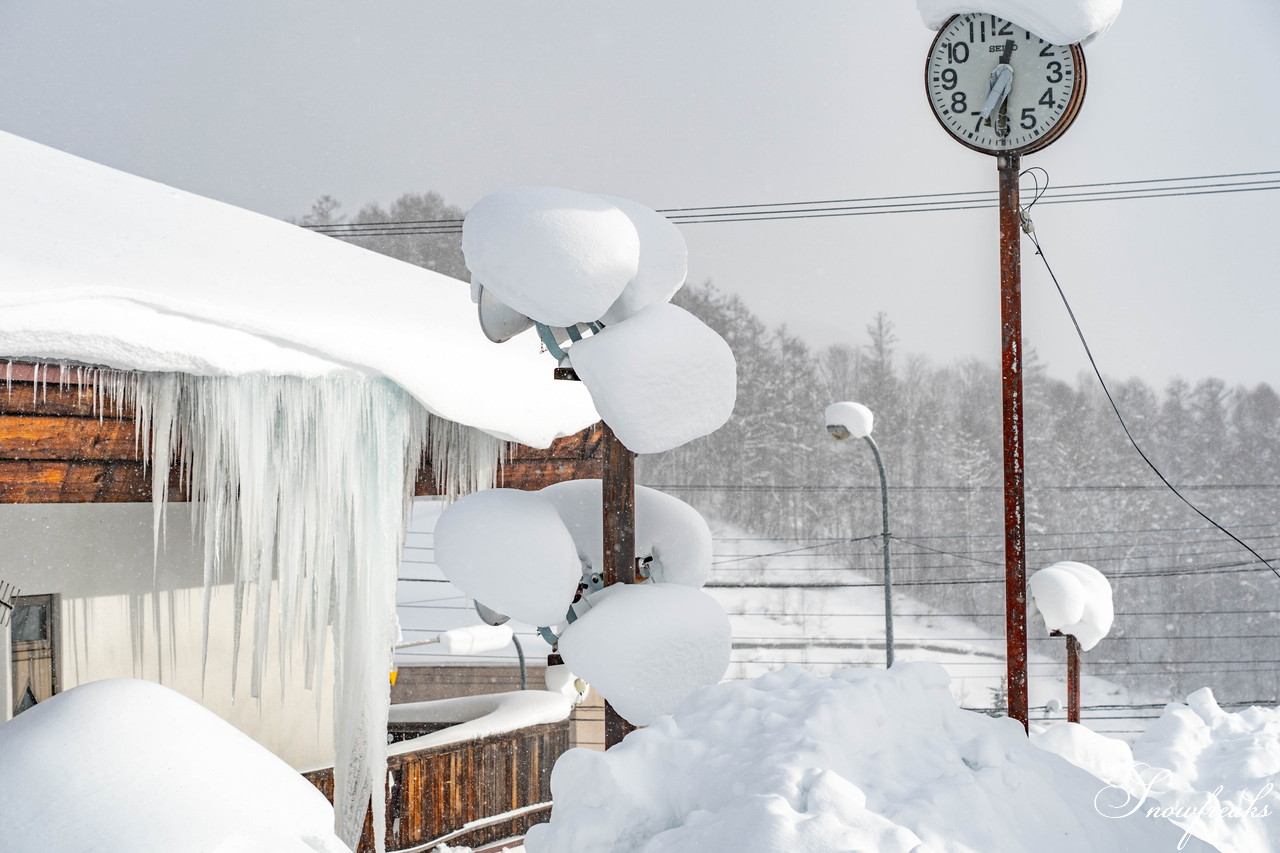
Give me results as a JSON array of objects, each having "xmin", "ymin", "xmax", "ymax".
[
  {"xmin": 1021, "ymin": 170, "xmax": 1279, "ymax": 579},
  {"xmin": 301, "ymin": 169, "xmax": 1280, "ymax": 236}
]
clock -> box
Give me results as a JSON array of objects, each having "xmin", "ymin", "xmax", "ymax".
[{"xmin": 925, "ymin": 13, "xmax": 1087, "ymax": 156}]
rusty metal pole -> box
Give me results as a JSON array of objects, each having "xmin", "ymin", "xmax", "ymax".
[
  {"xmin": 998, "ymin": 152, "xmax": 1029, "ymax": 731},
  {"xmin": 1066, "ymin": 633, "xmax": 1081, "ymax": 724},
  {"xmin": 601, "ymin": 421, "xmax": 638, "ymax": 747}
]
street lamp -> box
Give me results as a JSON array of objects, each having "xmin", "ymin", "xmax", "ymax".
[{"xmin": 824, "ymin": 402, "xmax": 894, "ymax": 668}]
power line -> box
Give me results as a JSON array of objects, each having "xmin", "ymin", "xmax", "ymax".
[{"xmin": 301, "ymin": 169, "xmax": 1280, "ymax": 236}]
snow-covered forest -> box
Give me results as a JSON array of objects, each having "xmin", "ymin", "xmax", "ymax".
[{"xmin": 306, "ymin": 189, "xmax": 1280, "ymax": 716}]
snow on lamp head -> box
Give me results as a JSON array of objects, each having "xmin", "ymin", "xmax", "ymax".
[{"xmin": 825, "ymin": 401, "xmax": 874, "ymax": 441}]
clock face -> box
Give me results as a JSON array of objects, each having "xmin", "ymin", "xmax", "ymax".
[{"xmin": 925, "ymin": 13, "xmax": 1087, "ymax": 156}]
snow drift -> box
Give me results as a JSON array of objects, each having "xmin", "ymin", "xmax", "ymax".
[
  {"xmin": 0, "ymin": 679, "xmax": 349, "ymax": 853},
  {"xmin": 525, "ymin": 663, "xmax": 1209, "ymax": 852}
]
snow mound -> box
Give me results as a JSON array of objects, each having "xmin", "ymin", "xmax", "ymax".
[
  {"xmin": 1035, "ymin": 689, "xmax": 1280, "ymax": 852},
  {"xmin": 462, "ymin": 186, "xmax": 639, "ymax": 327},
  {"xmin": 557, "ymin": 583, "xmax": 731, "ymax": 726},
  {"xmin": 436, "ymin": 624, "xmax": 513, "ymax": 656},
  {"xmin": 917, "ymin": 0, "xmax": 1121, "ymax": 45},
  {"xmin": 525, "ymin": 664, "xmax": 1209, "ymax": 853},
  {"xmin": 596, "ymin": 194, "xmax": 687, "ymax": 327},
  {"xmin": 568, "ymin": 302, "xmax": 737, "ymax": 454},
  {"xmin": 433, "ymin": 488, "xmax": 582, "ymax": 627},
  {"xmin": 540, "ymin": 479, "xmax": 713, "ymax": 588},
  {"xmin": 1028, "ymin": 561, "xmax": 1113, "ymax": 650},
  {"xmin": 0, "ymin": 679, "xmax": 349, "ymax": 853}
]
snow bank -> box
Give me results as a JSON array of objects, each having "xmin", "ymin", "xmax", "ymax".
[
  {"xmin": 540, "ymin": 479, "xmax": 714, "ymax": 588},
  {"xmin": 557, "ymin": 584, "xmax": 732, "ymax": 726},
  {"xmin": 568, "ymin": 302, "xmax": 737, "ymax": 454},
  {"xmin": 525, "ymin": 664, "xmax": 1209, "ymax": 853},
  {"xmin": 462, "ymin": 186, "xmax": 638, "ymax": 327},
  {"xmin": 433, "ymin": 488, "xmax": 582, "ymax": 627},
  {"xmin": 0, "ymin": 679, "xmax": 349, "ymax": 853},
  {"xmin": 917, "ymin": 0, "xmax": 1121, "ymax": 45},
  {"xmin": 0, "ymin": 131, "xmax": 597, "ymax": 447},
  {"xmin": 387, "ymin": 690, "xmax": 572, "ymax": 754},
  {"xmin": 1035, "ymin": 689, "xmax": 1280, "ymax": 851},
  {"xmin": 1028, "ymin": 561, "xmax": 1113, "ymax": 650},
  {"xmin": 596, "ymin": 194, "xmax": 687, "ymax": 327}
]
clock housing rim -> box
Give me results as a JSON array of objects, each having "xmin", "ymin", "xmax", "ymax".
[{"xmin": 924, "ymin": 13, "xmax": 1088, "ymax": 157}]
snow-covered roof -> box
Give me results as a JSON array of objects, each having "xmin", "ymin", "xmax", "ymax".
[
  {"xmin": 0, "ymin": 131, "xmax": 598, "ymax": 447},
  {"xmin": 917, "ymin": 0, "xmax": 1121, "ymax": 45}
]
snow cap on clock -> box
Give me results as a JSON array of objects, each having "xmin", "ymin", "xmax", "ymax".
[{"xmin": 917, "ymin": 0, "xmax": 1122, "ymax": 45}]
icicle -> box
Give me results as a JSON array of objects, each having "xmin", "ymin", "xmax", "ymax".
[{"xmin": 103, "ymin": 368, "xmax": 501, "ymax": 853}]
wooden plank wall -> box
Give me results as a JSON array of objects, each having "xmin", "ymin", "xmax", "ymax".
[
  {"xmin": 304, "ymin": 720, "xmax": 569, "ymax": 852},
  {"xmin": 0, "ymin": 362, "xmax": 603, "ymax": 502}
]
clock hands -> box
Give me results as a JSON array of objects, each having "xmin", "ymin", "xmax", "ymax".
[{"xmin": 979, "ymin": 40, "xmax": 1016, "ymax": 137}]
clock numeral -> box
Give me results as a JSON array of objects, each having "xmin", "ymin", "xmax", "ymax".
[
  {"xmin": 940, "ymin": 68, "xmax": 958, "ymax": 90},
  {"xmin": 1045, "ymin": 61, "xmax": 1064, "ymax": 84},
  {"xmin": 971, "ymin": 111, "xmax": 985, "ymax": 133},
  {"xmin": 1039, "ymin": 88, "xmax": 1056, "ymax": 108},
  {"xmin": 1040, "ymin": 43, "xmax": 1055, "ymax": 57},
  {"xmin": 946, "ymin": 41, "xmax": 970, "ymax": 64},
  {"xmin": 1020, "ymin": 107, "xmax": 1037, "ymax": 130},
  {"xmin": 951, "ymin": 91, "xmax": 968, "ymax": 113},
  {"xmin": 969, "ymin": 20, "xmax": 987, "ymax": 43},
  {"xmin": 990, "ymin": 16, "xmax": 1013, "ymax": 36}
]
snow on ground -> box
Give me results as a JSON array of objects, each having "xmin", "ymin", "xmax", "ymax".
[
  {"xmin": 523, "ymin": 663, "xmax": 1209, "ymax": 852},
  {"xmin": 917, "ymin": 0, "xmax": 1122, "ymax": 45},
  {"xmin": 0, "ymin": 679, "xmax": 349, "ymax": 853},
  {"xmin": 1035, "ymin": 688, "xmax": 1280, "ymax": 851}
]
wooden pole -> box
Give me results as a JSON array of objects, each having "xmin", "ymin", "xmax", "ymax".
[
  {"xmin": 1066, "ymin": 633, "xmax": 1081, "ymax": 724},
  {"xmin": 601, "ymin": 421, "xmax": 637, "ymax": 747},
  {"xmin": 999, "ymin": 153, "xmax": 1029, "ymax": 731}
]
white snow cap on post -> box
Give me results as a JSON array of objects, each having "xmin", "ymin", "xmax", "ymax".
[
  {"xmin": 436, "ymin": 624, "xmax": 514, "ymax": 656},
  {"xmin": 917, "ymin": 0, "xmax": 1122, "ymax": 45},
  {"xmin": 569, "ymin": 302, "xmax": 737, "ymax": 454},
  {"xmin": 462, "ymin": 186, "xmax": 640, "ymax": 327},
  {"xmin": 557, "ymin": 583, "xmax": 732, "ymax": 726},
  {"xmin": 1028, "ymin": 561, "xmax": 1114, "ymax": 650},
  {"xmin": 595, "ymin": 194, "xmax": 688, "ymax": 327},
  {"xmin": 432, "ymin": 488, "xmax": 582, "ymax": 627},
  {"xmin": 825, "ymin": 401, "xmax": 874, "ymax": 439},
  {"xmin": 539, "ymin": 478, "xmax": 714, "ymax": 588}
]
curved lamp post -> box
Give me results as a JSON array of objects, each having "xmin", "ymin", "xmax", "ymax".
[{"xmin": 824, "ymin": 402, "xmax": 894, "ymax": 668}]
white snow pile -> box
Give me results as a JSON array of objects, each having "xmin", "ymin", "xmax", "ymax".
[
  {"xmin": 0, "ymin": 679, "xmax": 350, "ymax": 853},
  {"xmin": 433, "ymin": 480, "xmax": 730, "ymax": 725},
  {"xmin": 0, "ymin": 131, "xmax": 597, "ymax": 448},
  {"xmin": 432, "ymin": 623, "xmax": 515, "ymax": 656},
  {"xmin": 526, "ymin": 663, "xmax": 1210, "ymax": 853},
  {"xmin": 1035, "ymin": 688, "xmax": 1280, "ymax": 852},
  {"xmin": 461, "ymin": 186, "xmax": 735, "ymax": 454},
  {"xmin": 917, "ymin": 0, "xmax": 1121, "ymax": 45},
  {"xmin": 1028, "ymin": 560, "xmax": 1114, "ymax": 650},
  {"xmin": 557, "ymin": 584, "xmax": 732, "ymax": 726}
]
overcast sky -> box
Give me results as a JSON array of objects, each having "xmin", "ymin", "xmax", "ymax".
[{"xmin": 1, "ymin": 1, "xmax": 1276, "ymax": 391}]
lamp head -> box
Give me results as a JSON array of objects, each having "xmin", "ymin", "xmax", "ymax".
[{"xmin": 824, "ymin": 401, "xmax": 874, "ymax": 440}]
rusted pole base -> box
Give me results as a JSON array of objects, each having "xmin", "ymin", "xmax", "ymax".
[
  {"xmin": 601, "ymin": 422, "xmax": 636, "ymax": 747},
  {"xmin": 1066, "ymin": 633, "xmax": 1081, "ymax": 724}
]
